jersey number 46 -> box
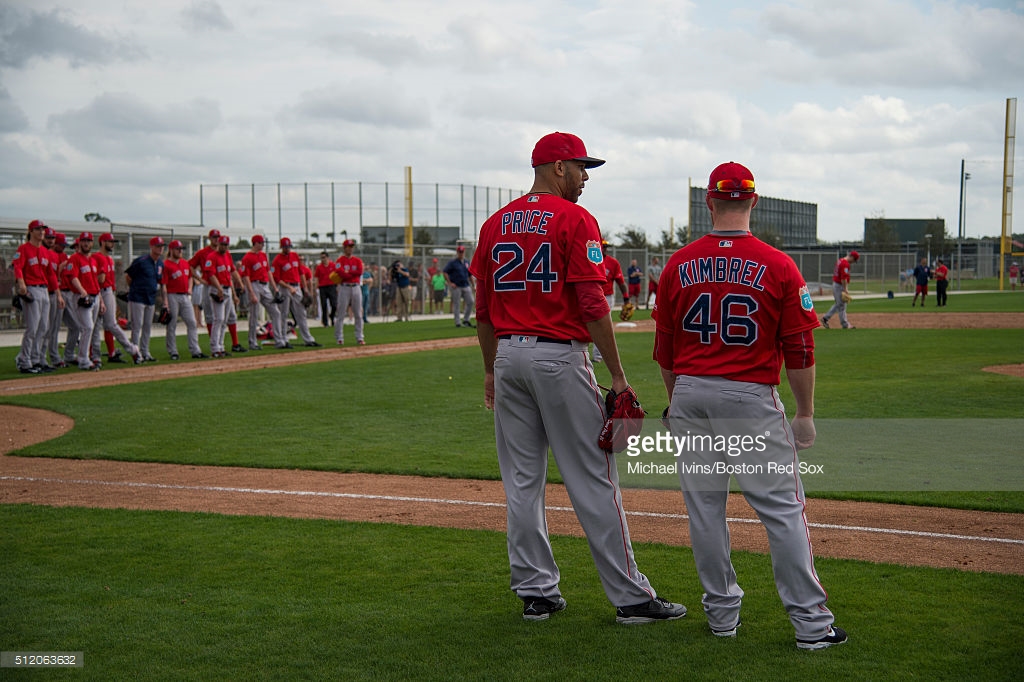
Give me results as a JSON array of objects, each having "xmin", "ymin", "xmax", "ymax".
[{"xmin": 682, "ymin": 292, "xmax": 759, "ymax": 346}]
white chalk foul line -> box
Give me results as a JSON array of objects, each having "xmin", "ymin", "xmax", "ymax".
[{"xmin": 3, "ymin": 475, "xmax": 1023, "ymax": 546}]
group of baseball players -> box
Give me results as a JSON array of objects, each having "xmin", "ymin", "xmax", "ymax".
[{"xmin": 471, "ymin": 132, "xmax": 846, "ymax": 649}]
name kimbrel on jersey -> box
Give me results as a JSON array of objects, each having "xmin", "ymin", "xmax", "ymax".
[{"xmin": 676, "ymin": 256, "xmax": 767, "ymax": 292}]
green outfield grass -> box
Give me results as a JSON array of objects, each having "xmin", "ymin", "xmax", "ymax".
[
  {"xmin": 2, "ymin": 505, "xmax": 1021, "ymax": 682},
  {"xmin": 814, "ymin": 290, "xmax": 1024, "ymax": 313}
]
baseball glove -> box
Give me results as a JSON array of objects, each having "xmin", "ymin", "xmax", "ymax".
[
  {"xmin": 209, "ymin": 288, "xmax": 225, "ymax": 304},
  {"xmin": 841, "ymin": 291, "xmax": 852, "ymax": 304},
  {"xmin": 272, "ymin": 290, "xmax": 285, "ymax": 304},
  {"xmin": 301, "ymin": 292, "xmax": 313, "ymax": 307},
  {"xmin": 157, "ymin": 306, "xmax": 171, "ymax": 324},
  {"xmin": 329, "ymin": 271, "xmax": 342, "ymax": 285},
  {"xmin": 619, "ymin": 301, "xmax": 635, "ymax": 321},
  {"xmin": 11, "ymin": 294, "xmax": 22, "ymax": 311},
  {"xmin": 77, "ymin": 295, "xmax": 94, "ymax": 308},
  {"xmin": 597, "ymin": 386, "xmax": 647, "ymax": 453}
]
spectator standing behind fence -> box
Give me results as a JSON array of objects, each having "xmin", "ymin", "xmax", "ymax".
[
  {"xmin": 360, "ymin": 267, "xmax": 372, "ymax": 324},
  {"xmin": 627, "ymin": 259, "xmax": 643, "ymax": 303},
  {"xmin": 911, "ymin": 258, "xmax": 932, "ymax": 307},
  {"xmin": 444, "ymin": 246, "xmax": 475, "ymax": 328},
  {"xmin": 1010, "ymin": 262, "xmax": 1020, "ymax": 291},
  {"xmin": 934, "ymin": 259, "xmax": 949, "ymax": 306},
  {"xmin": 646, "ymin": 256, "xmax": 662, "ymax": 309},
  {"xmin": 431, "ymin": 269, "xmax": 446, "ymax": 315},
  {"xmin": 125, "ymin": 236, "xmax": 165, "ymax": 362},
  {"xmin": 390, "ymin": 260, "xmax": 411, "ymax": 321},
  {"xmin": 821, "ymin": 250, "xmax": 858, "ymax": 329}
]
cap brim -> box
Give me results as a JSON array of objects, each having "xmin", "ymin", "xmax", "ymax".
[{"xmin": 575, "ymin": 156, "xmax": 605, "ymax": 169}]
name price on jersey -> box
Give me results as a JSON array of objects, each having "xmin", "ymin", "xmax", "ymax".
[{"xmin": 1, "ymin": 652, "xmax": 84, "ymax": 668}]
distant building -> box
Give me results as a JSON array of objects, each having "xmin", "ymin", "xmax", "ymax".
[
  {"xmin": 361, "ymin": 225, "xmax": 461, "ymax": 246},
  {"xmin": 863, "ymin": 218, "xmax": 946, "ymax": 250},
  {"xmin": 689, "ymin": 186, "xmax": 818, "ymax": 247}
]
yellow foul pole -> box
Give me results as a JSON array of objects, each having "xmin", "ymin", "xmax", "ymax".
[{"xmin": 1000, "ymin": 98, "xmax": 1016, "ymax": 290}]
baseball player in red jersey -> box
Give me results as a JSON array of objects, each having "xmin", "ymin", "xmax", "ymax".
[
  {"xmin": 332, "ymin": 239, "xmax": 365, "ymax": 346},
  {"xmin": 821, "ymin": 250, "xmax": 858, "ymax": 329},
  {"xmin": 12, "ymin": 220, "xmax": 58, "ymax": 373},
  {"xmin": 189, "ymin": 229, "xmax": 220, "ymax": 330},
  {"xmin": 654, "ymin": 162, "xmax": 845, "ymax": 649},
  {"xmin": 471, "ymin": 132, "xmax": 685, "ymax": 625},
  {"xmin": 44, "ymin": 230, "xmax": 71, "ymax": 368},
  {"xmin": 66, "ymin": 232, "xmax": 104, "ymax": 371},
  {"xmin": 271, "ymin": 238, "xmax": 320, "ymax": 347},
  {"xmin": 202, "ymin": 235, "xmax": 243, "ymax": 357},
  {"xmin": 239, "ymin": 235, "xmax": 288, "ymax": 349},
  {"xmin": 314, "ymin": 251, "xmax": 338, "ymax": 327},
  {"xmin": 934, "ymin": 259, "xmax": 949, "ymax": 306},
  {"xmin": 92, "ymin": 233, "xmax": 143, "ymax": 365},
  {"xmin": 161, "ymin": 240, "xmax": 204, "ymax": 359}
]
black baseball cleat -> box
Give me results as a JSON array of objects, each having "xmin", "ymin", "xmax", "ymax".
[
  {"xmin": 170, "ymin": 354, "xmax": 179, "ymax": 360},
  {"xmin": 191, "ymin": 352, "xmax": 208, "ymax": 359},
  {"xmin": 19, "ymin": 366, "xmax": 41, "ymax": 375},
  {"xmin": 820, "ymin": 317, "xmax": 830, "ymax": 329},
  {"xmin": 522, "ymin": 596, "xmax": 567, "ymax": 621},
  {"xmin": 304, "ymin": 341, "xmax": 322, "ymax": 347},
  {"xmin": 797, "ymin": 626, "xmax": 848, "ymax": 650},
  {"xmin": 615, "ymin": 597, "xmax": 687, "ymax": 625},
  {"xmin": 35, "ymin": 364, "xmax": 56, "ymax": 373},
  {"xmin": 108, "ymin": 353, "xmax": 126, "ymax": 363},
  {"xmin": 275, "ymin": 343, "xmax": 293, "ymax": 349},
  {"xmin": 231, "ymin": 344, "xmax": 248, "ymax": 353},
  {"xmin": 144, "ymin": 356, "xmax": 157, "ymax": 362},
  {"xmin": 463, "ymin": 320, "xmax": 475, "ymax": 327},
  {"xmin": 248, "ymin": 345, "xmax": 261, "ymax": 351}
]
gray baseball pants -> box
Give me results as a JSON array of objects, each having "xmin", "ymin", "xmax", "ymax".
[
  {"xmin": 451, "ymin": 285, "xmax": 474, "ymax": 326},
  {"xmin": 15, "ymin": 284, "xmax": 50, "ymax": 370},
  {"xmin": 92, "ymin": 288, "xmax": 138, "ymax": 360},
  {"xmin": 129, "ymin": 301, "xmax": 155, "ymax": 358},
  {"xmin": 822, "ymin": 282, "xmax": 849, "ymax": 328},
  {"xmin": 71, "ymin": 293, "xmax": 100, "ymax": 369},
  {"xmin": 249, "ymin": 282, "xmax": 286, "ymax": 348},
  {"xmin": 493, "ymin": 335, "xmax": 657, "ymax": 607},
  {"xmin": 166, "ymin": 293, "xmax": 201, "ymax": 357},
  {"xmin": 279, "ymin": 287, "xmax": 315, "ymax": 344},
  {"xmin": 668, "ymin": 374, "xmax": 835, "ymax": 640},
  {"xmin": 335, "ymin": 284, "xmax": 364, "ymax": 343}
]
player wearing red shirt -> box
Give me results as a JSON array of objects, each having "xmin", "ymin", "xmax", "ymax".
[
  {"xmin": 332, "ymin": 239, "xmax": 365, "ymax": 345},
  {"xmin": 161, "ymin": 240, "xmax": 204, "ymax": 359},
  {"xmin": 239, "ymin": 235, "xmax": 288, "ymax": 349},
  {"xmin": 471, "ymin": 131, "xmax": 685, "ymax": 625},
  {"xmin": 42, "ymin": 230, "xmax": 70, "ymax": 368},
  {"xmin": 66, "ymin": 232, "xmax": 105, "ymax": 370},
  {"xmin": 92, "ymin": 233, "xmax": 142, "ymax": 365},
  {"xmin": 189, "ymin": 229, "xmax": 221, "ymax": 331},
  {"xmin": 271, "ymin": 238, "xmax": 319, "ymax": 346},
  {"xmin": 820, "ymin": 249, "xmax": 858, "ymax": 329},
  {"xmin": 12, "ymin": 220, "xmax": 57, "ymax": 373},
  {"xmin": 934, "ymin": 259, "xmax": 950, "ymax": 306},
  {"xmin": 314, "ymin": 251, "xmax": 339, "ymax": 327},
  {"xmin": 655, "ymin": 161, "xmax": 844, "ymax": 649},
  {"xmin": 202, "ymin": 235, "xmax": 242, "ymax": 357}
]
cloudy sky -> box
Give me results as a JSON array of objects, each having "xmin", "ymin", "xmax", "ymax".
[{"xmin": 1, "ymin": 0, "xmax": 1022, "ymax": 244}]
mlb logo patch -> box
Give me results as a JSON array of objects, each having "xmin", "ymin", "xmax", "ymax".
[
  {"xmin": 799, "ymin": 286, "xmax": 813, "ymax": 311},
  {"xmin": 586, "ymin": 240, "xmax": 603, "ymax": 265},
  {"xmin": 719, "ymin": 240, "xmax": 733, "ymax": 248},
  {"xmin": 527, "ymin": 195, "xmax": 540, "ymax": 203}
]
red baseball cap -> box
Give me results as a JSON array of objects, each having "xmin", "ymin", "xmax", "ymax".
[
  {"xmin": 54, "ymin": 232, "xmax": 67, "ymax": 246},
  {"xmin": 99, "ymin": 232, "xmax": 116, "ymax": 242},
  {"xmin": 849, "ymin": 250, "xmax": 860, "ymax": 261},
  {"xmin": 218, "ymin": 235, "xmax": 230, "ymax": 245},
  {"xmin": 79, "ymin": 232, "xmax": 94, "ymax": 241},
  {"xmin": 280, "ymin": 237, "xmax": 292, "ymax": 248},
  {"xmin": 150, "ymin": 236, "xmax": 165, "ymax": 247},
  {"xmin": 252, "ymin": 234, "xmax": 265, "ymax": 244},
  {"xmin": 707, "ymin": 162, "xmax": 756, "ymax": 201},
  {"xmin": 169, "ymin": 239, "xmax": 183, "ymax": 249},
  {"xmin": 43, "ymin": 227, "xmax": 56, "ymax": 238},
  {"xmin": 456, "ymin": 245, "xmax": 466, "ymax": 252},
  {"xmin": 343, "ymin": 239, "xmax": 355, "ymax": 247},
  {"xmin": 28, "ymin": 219, "xmax": 48, "ymax": 231},
  {"xmin": 208, "ymin": 229, "xmax": 221, "ymax": 240},
  {"xmin": 531, "ymin": 132, "xmax": 605, "ymax": 168}
]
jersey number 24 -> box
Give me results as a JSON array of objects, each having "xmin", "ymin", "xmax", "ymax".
[{"xmin": 492, "ymin": 243, "xmax": 558, "ymax": 293}]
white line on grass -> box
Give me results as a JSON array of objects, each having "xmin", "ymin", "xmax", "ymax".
[{"xmin": 4, "ymin": 475, "xmax": 1023, "ymax": 546}]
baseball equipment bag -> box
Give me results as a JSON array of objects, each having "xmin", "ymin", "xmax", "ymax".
[
  {"xmin": 841, "ymin": 291, "xmax": 852, "ymax": 304},
  {"xmin": 77, "ymin": 295, "xmax": 95, "ymax": 308},
  {"xmin": 157, "ymin": 306, "xmax": 171, "ymax": 324},
  {"xmin": 619, "ymin": 301, "xmax": 635, "ymax": 321},
  {"xmin": 272, "ymin": 290, "xmax": 285, "ymax": 304},
  {"xmin": 209, "ymin": 288, "xmax": 225, "ymax": 303},
  {"xmin": 301, "ymin": 292, "xmax": 313, "ymax": 307},
  {"xmin": 597, "ymin": 386, "xmax": 647, "ymax": 453}
]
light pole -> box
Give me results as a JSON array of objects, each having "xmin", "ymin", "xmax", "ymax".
[{"xmin": 957, "ymin": 160, "xmax": 971, "ymax": 290}]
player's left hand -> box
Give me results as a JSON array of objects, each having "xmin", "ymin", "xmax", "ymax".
[
  {"xmin": 598, "ymin": 386, "xmax": 646, "ymax": 453},
  {"xmin": 791, "ymin": 415, "xmax": 816, "ymax": 450}
]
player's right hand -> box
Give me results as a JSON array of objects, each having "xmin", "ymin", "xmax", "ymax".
[
  {"xmin": 484, "ymin": 372, "xmax": 494, "ymax": 410},
  {"xmin": 791, "ymin": 416, "xmax": 816, "ymax": 450}
]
